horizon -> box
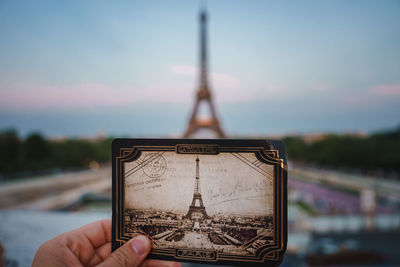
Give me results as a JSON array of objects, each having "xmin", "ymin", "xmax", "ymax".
[
  {"xmin": 1, "ymin": 126, "xmax": 396, "ymax": 140},
  {"xmin": 1, "ymin": 0, "xmax": 399, "ymax": 138}
]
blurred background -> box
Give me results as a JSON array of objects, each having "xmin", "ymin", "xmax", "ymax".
[{"xmin": 0, "ymin": 0, "xmax": 399, "ymax": 266}]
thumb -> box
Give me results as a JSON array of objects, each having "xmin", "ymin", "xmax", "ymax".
[{"xmin": 98, "ymin": 235, "xmax": 151, "ymax": 267}]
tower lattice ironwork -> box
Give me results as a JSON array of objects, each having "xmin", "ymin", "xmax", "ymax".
[
  {"xmin": 185, "ymin": 156, "xmax": 208, "ymax": 220},
  {"xmin": 183, "ymin": 9, "xmax": 226, "ymax": 138}
]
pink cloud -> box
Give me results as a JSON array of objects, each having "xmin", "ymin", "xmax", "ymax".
[
  {"xmin": 170, "ymin": 65, "xmax": 197, "ymax": 77},
  {"xmin": 0, "ymin": 81, "xmax": 195, "ymax": 110},
  {"xmin": 310, "ymin": 84, "xmax": 331, "ymax": 92},
  {"xmin": 170, "ymin": 64, "xmax": 239, "ymax": 88},
  {"xmin": 170, "ymin": 64, "xmax": 268, "ymax": 103},
  {"xmin": 370, "ymin": 84, "xmax": 400, "ymax": 96},
  {"xmin": 170, "ymin": 64, "xmax": 299, "ymax": 103},
  {"xmin": 0, "ymin": 83, "xmax": 137, "ymax": 110},
  {"xmin": 0, "ymin": 64, "xmax": 301, "ymax": 111}
]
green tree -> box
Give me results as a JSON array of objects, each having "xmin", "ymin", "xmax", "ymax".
[
  {"xmin": 0, "ymin": 129, "xmax": 21, "ymax": 173},
  {"xmin": 23, "ymin": 132, "xmax": 54, "ymax": 171}
]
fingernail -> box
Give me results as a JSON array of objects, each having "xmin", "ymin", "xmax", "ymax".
[{"xmin": 130, "ymin": 235, "xmax": 149, "ymax": 255}]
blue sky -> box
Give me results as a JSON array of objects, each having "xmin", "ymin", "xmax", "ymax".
[{"xmin": 0, "ymin": 0, "xmax": 399, "ymax": 137}]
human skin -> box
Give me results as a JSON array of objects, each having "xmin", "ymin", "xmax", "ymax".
[
  {"xmin": 0, "ymin": 242, "xmax": 4, "ymax": 267},
  {"xmin": 32, "ymin": 219, "xmax": 180, "ymax": 267}
]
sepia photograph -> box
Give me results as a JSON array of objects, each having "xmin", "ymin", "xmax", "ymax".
[{"xmin": 123, "ymin": 150, "xmax": 275, "ymax": 256}]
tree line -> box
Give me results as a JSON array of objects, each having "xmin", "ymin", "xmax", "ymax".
[
  {"xmin": 0, "ymin": 129, "xmax": 112, "ymax": 179},
  {"xmin": 1, "ymin": 127, "xmax": 399, "ymax": 179},
  {"xmin": 283, "ymin": 127, "xmax": 400, "ymax": 175}
]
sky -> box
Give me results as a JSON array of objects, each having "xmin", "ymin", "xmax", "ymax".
[
  {"xmin": 0, "ymin": 0, "xmax": 399, "ymax": 138},
  {"xmin": 125, "ymin": 152, "xmax": 273, "ymax": 215}
]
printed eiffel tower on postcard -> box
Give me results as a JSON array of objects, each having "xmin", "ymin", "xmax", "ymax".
[{"xmin": 185, "ymin": 157, "xmax": 208, "ymax": 220}]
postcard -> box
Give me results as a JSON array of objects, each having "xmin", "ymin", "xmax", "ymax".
[{"xmin": 112, "ymin": 139, "xmax": 287, "ymax": 266}]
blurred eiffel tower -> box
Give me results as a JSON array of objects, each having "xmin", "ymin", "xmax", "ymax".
[{"xmin": 183, "ymin": 8, "xmax": 226, "ymax": 138}]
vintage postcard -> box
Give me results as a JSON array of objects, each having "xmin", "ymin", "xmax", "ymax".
[{"xmin": 112, "ymin": 139, "xmax": 287, "ymax": 266}]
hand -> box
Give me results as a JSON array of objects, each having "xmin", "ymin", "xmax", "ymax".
[
  {"xmin": 0, "ymin": 242, "xmax": 4, "ymax": 267},
  {"xmin": 32, "ymin": 219, "xmax": 180, "ymax": 267}
]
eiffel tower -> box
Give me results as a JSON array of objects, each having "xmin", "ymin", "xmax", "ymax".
[
  {"xmin": 185, "ymin": 156, "xmax": 208, "ymax": 220},
  {"xmin": 183, "ymin": 8, "xmax": 226, "ymax": 138}
]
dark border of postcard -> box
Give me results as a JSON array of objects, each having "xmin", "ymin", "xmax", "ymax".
[{"xmin": 112, "ymin": 139, "xmax": 287, "ymax": 267}]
